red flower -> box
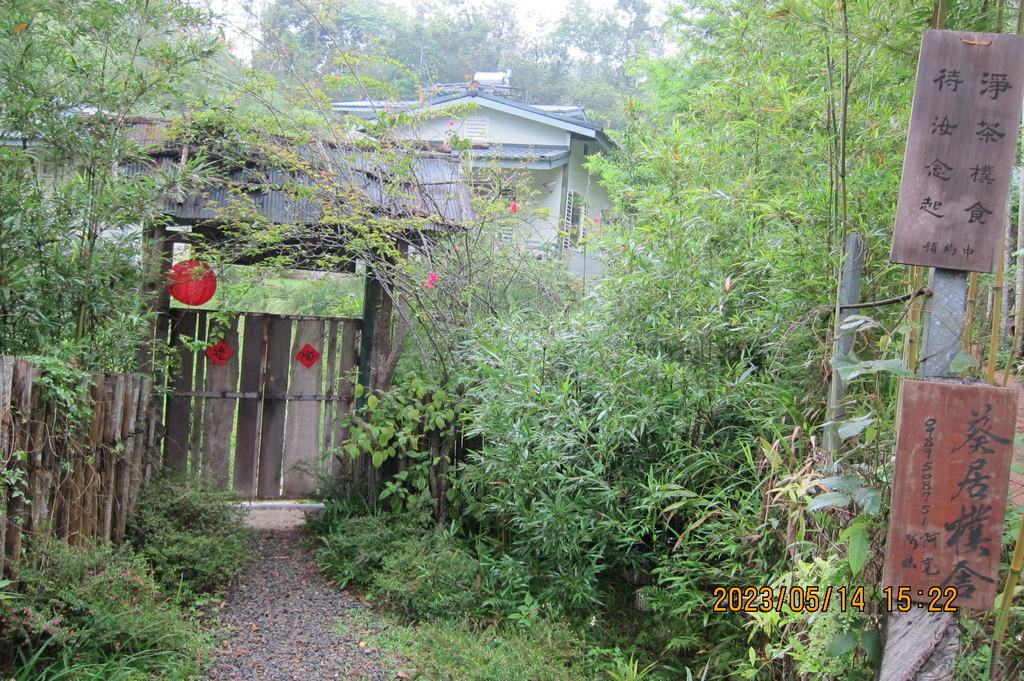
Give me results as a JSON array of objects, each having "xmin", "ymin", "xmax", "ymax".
[
  {"xmin": 509, "ymin": 201, "xmax": 519, "ymax": 213},
  {"xmin": 424, "ymin": 271, "xmax": 439, "ymax": 289}
]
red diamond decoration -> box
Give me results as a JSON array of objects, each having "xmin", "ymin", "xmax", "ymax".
[
  {"xmin": 295, "ymin": 343, "xmax": 321, "ymax": 368},
  {"xmin": 205, "ymin": 340, "xmax": 233, "ymax": 366}
]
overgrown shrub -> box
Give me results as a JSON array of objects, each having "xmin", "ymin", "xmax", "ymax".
[
  {"xmin": 372, "ymin": 530, "xmax": 483, "ymax": 621},
  {"xmin": 316, "ymin": 494, "xmax": 485, "ymax": 622},
  {"xmin": 0, "ymin": 539, "xmax": 205, "ymax": 678},
  {"xmin": 125, "ymin": 475, "xmax": 255, "ymax": 600},
  {"xmin": 317, "ymin": 513, "xmax": 418, "ymax": 590}
]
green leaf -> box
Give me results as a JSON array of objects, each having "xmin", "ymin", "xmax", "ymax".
[
  {"xmin": 847, "ymin": 526, "xmax": 868, "ymax": 575},
  {"xmin": 838, "ymin": 315, "xmax": 875, "ymax": 332},
  {"xmin": 819, "ymin": 475, "xmax": 865, "ymax": 493},
  {"xmin": 371, "ymin": 450, "xmax": 386, "ymax": 468},
  {"xmin": 949, "ymin": 351, "xmax": 980, "ymax": 373},
  {"xmin": 853, "ymin": 487, "xmax": 883, "ymax": 516},
  {"xmin": 861, "ymin": 630, "xmax": 882, "ymax": 665},
  {"xmin": 830, "ymin": 353, "xmax": 913, "ymax": 381},
  {"xmin": 808, "ymin": 491, "xmax": 850, "ymax": 511},
  {"xmin": 837, "ymin": 416, "xmax": 875, "ymax": 440},
  {"xmin": 826, "ymin": 631, "xmax": 860, "ymax": 657}
]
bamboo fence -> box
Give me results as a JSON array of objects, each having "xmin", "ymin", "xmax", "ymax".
[{"xmin": 0, "ymin": 356, "xmax": 161, "ymax": 572}]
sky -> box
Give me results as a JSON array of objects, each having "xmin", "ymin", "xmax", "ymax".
[{"xmin": 211, "ymin": 0, "xmax": 668, "ymax": 62}]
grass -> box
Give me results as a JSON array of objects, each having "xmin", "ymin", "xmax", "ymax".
[{"xmin": 335, "ymin": 608, "xmax": 592, "ymax": 681}]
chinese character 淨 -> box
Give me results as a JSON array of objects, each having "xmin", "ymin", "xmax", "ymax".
[{"xmin": 980, "ymin": 72, "xmax": 1012, "ymax": 100}]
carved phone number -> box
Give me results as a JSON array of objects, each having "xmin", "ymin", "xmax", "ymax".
[{"xmin": 711, "ymin": 586, "xmax": 866, "ymax": 613}]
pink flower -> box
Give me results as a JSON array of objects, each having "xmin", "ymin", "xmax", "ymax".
[
  {"xmin": 594, "ymin": 217, "xmax": 600, "ymax": 223},
  {"xmin": 449, "ymin": 120, "xmax": 455, "ymax": 126},
  {"xmin": 424, "ymin": 271, "xmax": 438, "ymax": 289},
  {"xmin": 509, "ymin": 201, "xmax": 519, "ymax": 213}
]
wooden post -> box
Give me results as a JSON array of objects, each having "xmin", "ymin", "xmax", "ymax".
[
  {"xmin": 357, "ymin": 264, "xmax": 380, "ymax": 413},
  {"xmin": 137, "ymin": 223, "xmax": 172, "ymax": 376},
  {"xmin": 825, "ymin": 232, "xmax": 865, "ymax": 453},
  {"xmin": 878, "ymin": 268, "xmax": 966, "ymax": 681}
]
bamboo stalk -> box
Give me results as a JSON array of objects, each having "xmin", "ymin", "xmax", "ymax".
[
  {"xmin": 906, "ymin": 266, "xmax": 925, "ymax": 372},
  {"xmin": 991, "ymin": 20, "xmax": 1023, "ymax": 675},
  {"xmin": 1002, "ymin": 171, "xmax": 1024, "ymax": 385},
  {"xmin": 987, "ymin": 249, "xmax": 1005, "ymax": 385},
  {"xmin": 963, "ymin": 273, "xmax": 980, "ymax": 376}
]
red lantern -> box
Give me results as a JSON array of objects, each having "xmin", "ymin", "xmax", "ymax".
[{"xmin": 167, "ymin": 260, "xmax": 217, "ymax": 306}]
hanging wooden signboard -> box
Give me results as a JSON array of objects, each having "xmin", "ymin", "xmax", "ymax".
[
  {"xmin": 889, "ymin": 30, "xmax": 1024, "ymax": 273},
  {"xmin": 882, "ymin": 380, "xmax": 1018, "ymax": 610}
]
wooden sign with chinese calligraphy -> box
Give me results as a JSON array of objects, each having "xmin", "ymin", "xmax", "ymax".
[
  {"xmin": 890, "ymin": 30, "xmax": 1024, "ymax": 273},
  {"xmin": 883, "ymin": 380, "xmax": 1018, "ymax": 610}
]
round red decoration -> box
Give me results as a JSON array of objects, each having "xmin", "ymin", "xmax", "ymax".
[{"xmin": 168, "ymin": 260, "xmax": 217, "ymax": 306}]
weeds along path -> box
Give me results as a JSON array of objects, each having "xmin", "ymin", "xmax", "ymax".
[{"xmin": 204, "ymin": 529, "xmax": 401, "ymax": 681}]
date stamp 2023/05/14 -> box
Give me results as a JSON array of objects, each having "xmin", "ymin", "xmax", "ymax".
[{"xmin": 710, "ymin": 585, "xmax": 959, "ymax": 613}]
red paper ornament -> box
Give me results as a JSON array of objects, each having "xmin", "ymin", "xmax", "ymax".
[
  {"xmin": 295, "ymin": 343, "xmax": 321, "ymax": 368},
  {"xmin": 168, "ymin": 260, "xmax": 217, "ymax": 306},
  {"xmin": 206, "ymin": 340, "xmax": 233, "ymax": 366}
]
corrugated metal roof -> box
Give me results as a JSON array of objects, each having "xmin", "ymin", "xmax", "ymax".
[
  {"xmin": 448, "ymin": 144, "xmax": 572, "ymax": 170},
  {"xmin": 124, "ymin": 119, "xmax": 470, "ymax": 230}
]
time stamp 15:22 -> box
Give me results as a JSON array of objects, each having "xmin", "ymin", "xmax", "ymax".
[{"xmin": 711, "ymin": 586, "xmax": 959, "ymax": 613}]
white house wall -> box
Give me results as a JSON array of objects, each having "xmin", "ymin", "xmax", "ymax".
[
  {"xmin": 519, "ymin": 167, "xmax": 563, "ymax": 246},
  {"xmin": 566, "ymin": 137, "xmax": 611, "ymax": 228},
  {"xmin": 401, "ymin": 108, "xmax": 569, "ymax": 147}
]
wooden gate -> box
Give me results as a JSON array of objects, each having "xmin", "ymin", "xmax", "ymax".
[{"xmin": 164, "ymin": 310, "xmax": 361, "ymax": 499}]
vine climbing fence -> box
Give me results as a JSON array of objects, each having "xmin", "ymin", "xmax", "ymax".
[{"xmin": 0, "ymin": 356, "xmax": 161, "ymax": 572}]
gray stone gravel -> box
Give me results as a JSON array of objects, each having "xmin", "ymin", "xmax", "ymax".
[{"xmin": 203, "ymin": 530, "xmax": 402, "ymax": 681}]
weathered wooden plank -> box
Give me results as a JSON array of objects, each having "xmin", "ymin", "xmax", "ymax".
[
  {"xmin": 321, "ymin": 320, "xmax": 340, "ymax": 462},
  {"xmin": 202, "ymin": 318, "xmax": 240, "ymax": 488},
  {"xmin": 68, "ymin": 450, "xmax": 85, "ymax": 546},
  {"xmin": 17, "ymin": 363, "xmax": 45, "ymax": 542},
  {"xmin": 107, "ymin": 374, "xmax": 125, "ymax": 445},
  {"xmin": 127, "ymin": 376, "xmax": 152, "ymax": 517},
  {"xmin": 89, "ymin": 374, "xmax": 106, "ymax": 447},
  {"xmin": 189, "ymin": 312, "xmax": 209, "ymax": 477},
  {"xmin": 890, "ymin": 30, "xmax": 1024, "ymax": 273},
  {"xmin": 233, "ymin": 315, "xmax": 267, "ymax": 497},
  {"xmin": 4, "ymin": 360, "xmax": 36, "ymax": 564},
  {"xmin": 113, "ymin": 376, "xmax": 140, "ymax": 543},
  {"xmin": 143, "ymin": 376, "xmax": 160, "ymax": 488},
  {"xmin": 0, "ymin": 358, "xmax": 18, "ymax": 566},
  {"xmin": 257, "ymin": 317, "xmax": 293, "ymax": 499},
  {"xmin": 31, "ymin": 387, "xmax": 55, "ymax": 544},
  {"xmin": 332, "ymin": 320, "xmax": 360, "ymax": 477},
  {"xmin": 883, "ymin": 379, "xmax": 1017, "ymax": 610},
  {"xmin": 283, "ymin": 319, "xmax": 325, "ymax": 497},
  {"xmin": 165, "ymin": 310, "xmax": 198, "ymax": 473},
  {"xmin": 0, "ymin": 357, "xmax": 13, "ymax": 565}
]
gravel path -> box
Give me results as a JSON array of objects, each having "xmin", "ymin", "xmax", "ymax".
[{"xmin": 204, "ymin": 530, "xmax": 402, "ymax": 681}]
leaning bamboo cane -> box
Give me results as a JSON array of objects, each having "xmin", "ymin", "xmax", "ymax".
[{"xmin": 987, "ymin": 250, "xmax": 1005, "ymax": 385}]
